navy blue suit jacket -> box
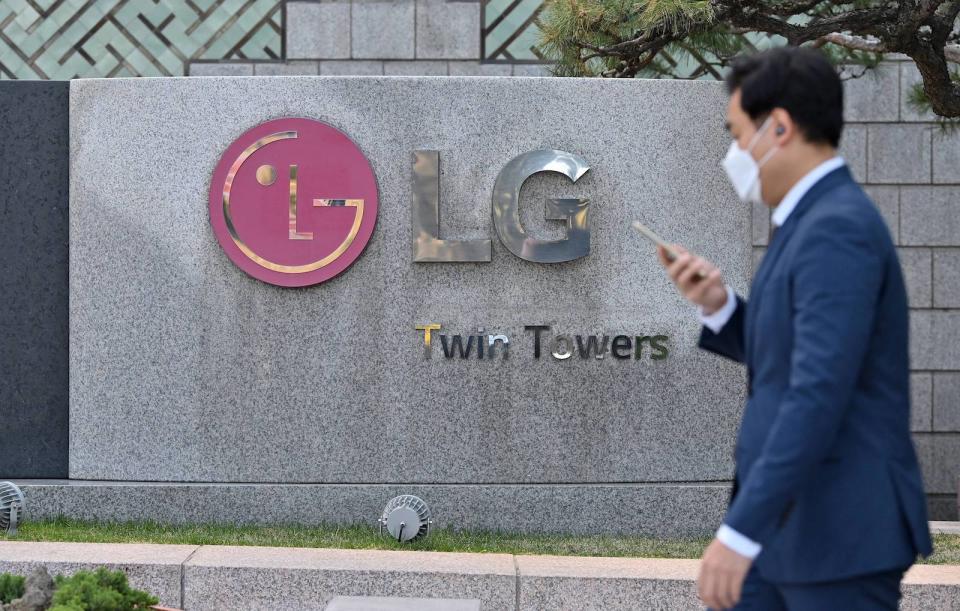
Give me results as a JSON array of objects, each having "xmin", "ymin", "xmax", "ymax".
[{"xmin": 700, "ymin": 165, "xmax": 933, "ymax": 584}]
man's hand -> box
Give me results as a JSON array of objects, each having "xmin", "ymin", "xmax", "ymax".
[
  {"xmin": 658, "ymin": 245, "xmax": 728, "ymax": 315},
  {"xmin": 698, "ymin": 537, "xmax": 753, "ymax": 610}
]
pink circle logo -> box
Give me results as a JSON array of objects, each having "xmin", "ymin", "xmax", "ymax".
[{"xmin": 209, "ymin": 118, "xmax": 378, "ymax": 287}]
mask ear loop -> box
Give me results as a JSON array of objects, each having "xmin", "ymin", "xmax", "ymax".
[
  {"xmin": 745, "ymin": 116, "xmax": 774, "ymax": 152},
  {"xmin": 750, "ymin": 115, "xmax": 780, "ymax": 169},
  {"xmin": 756, "ymin": 143, "xmax": 779, "ymax": 170}
]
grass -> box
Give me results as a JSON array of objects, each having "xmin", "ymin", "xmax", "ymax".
[
  {"xmin": 3, "ymin": 518, "xmax": 709, "ymax": 558},
  {"xmin": 3, "ymin": 518, "xmax": 959, "ymax": 564}
]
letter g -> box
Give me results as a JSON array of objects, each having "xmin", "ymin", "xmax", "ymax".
[{"xmin": 491, "ymin": 149, "xmax": 591, "ymax": 263}]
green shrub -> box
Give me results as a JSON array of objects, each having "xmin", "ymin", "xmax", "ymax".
[
  {"xmin": 0, "ymin": 573, "xmax": 26, "ymax": 604},
  {"xmin": 49, "ymin": 567, "xmax": 158, "ymax": 611}
]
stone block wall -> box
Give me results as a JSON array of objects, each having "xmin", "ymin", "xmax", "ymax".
[{"xmin": 189, "ymin": 0, "xmax": 552, "ymax": 77}]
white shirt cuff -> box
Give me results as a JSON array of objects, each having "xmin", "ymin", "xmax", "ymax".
[
  {"xmin": 698, "ymin": 285, "xmax": 737, "ymax": 334},
  {"xmin": 716, "ymin": 524, "xmax": 762, "ymax": 560}
]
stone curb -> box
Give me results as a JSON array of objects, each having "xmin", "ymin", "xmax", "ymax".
[
  {"xmin": 1, "ymin": 542, "xmax": 958, "ymax": 610},
  {"xmin": 932, "ymin": 521, "xmax": 960, "ymax": 535},
  {"xmin": 0, "ymin": 542, "xmax": 197, "ymax": 608}
]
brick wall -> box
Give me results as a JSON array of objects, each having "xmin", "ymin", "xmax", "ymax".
[
  {"xmin": 189, "ymin": 0, "xmax": 551, "ymax": 77},
  {"xmin": 753, "ymin": 58, "xmax": 960, "ymax": 519}
]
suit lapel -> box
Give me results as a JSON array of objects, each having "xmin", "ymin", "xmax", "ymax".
[
  {"xmin": 751, "ymin": 165, "xmax": 852, "ymax": 297},
  {"xmin": 751, "ymin": 216, "xmax": 796, "ymax": 299},
  {"xmin": 745, "ymin": 165, "xmax": 853, "ymax": 364}
]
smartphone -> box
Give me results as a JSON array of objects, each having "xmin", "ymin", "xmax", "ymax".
[{"xmin": 631, "ymin": 220, "xmax": 707, "ymax": 280}]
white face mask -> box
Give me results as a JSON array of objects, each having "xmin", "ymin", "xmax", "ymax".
[{"xmin": 722, "ymin": 117, "xmax": 779, "ymax": 206}]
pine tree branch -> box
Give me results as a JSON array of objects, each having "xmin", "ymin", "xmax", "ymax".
[
  {"xmin": 818, "ymin": 33, "xmax": 886, "ymax": 54},
  {"xmin": 768, "ymin": 1, "xmax": 830, "ymax": 17},
  {"xmin": 713, "ymin": 3, "xmax": 896, "ymax": 45},
  {"xmin": 820, "ymin": 32, "xmax": 960, "ymax": 63}
]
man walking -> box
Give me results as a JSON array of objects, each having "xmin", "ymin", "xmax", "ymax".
[{"xmin": 659, "ymin": 47, "xmax": 932, "ymax": 610}]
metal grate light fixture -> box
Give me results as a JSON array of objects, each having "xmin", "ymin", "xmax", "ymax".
[
  {"xmin": 378, "ymin": 495, "xmax": 432, "ymax": 543},
  {"xmin": 0, "ymin": 482, "xmax": 24, "ymax": 537}
]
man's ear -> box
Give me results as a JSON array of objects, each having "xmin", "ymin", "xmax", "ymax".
[{"xmin": 771, "ymin": 108, "xmax": 793, "ymax": 143}]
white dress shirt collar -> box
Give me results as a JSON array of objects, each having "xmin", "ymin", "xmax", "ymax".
[{"xmin": 770, "ymin": 156, "xmax": 846, "ymax": 227}]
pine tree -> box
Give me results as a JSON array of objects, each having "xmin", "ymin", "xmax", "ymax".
[{"xmin": 537, "ymin": 1, "xmax": 960, "ymax": 119}]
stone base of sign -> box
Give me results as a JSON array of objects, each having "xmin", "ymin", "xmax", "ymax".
[
  {"xmin": 15, "ymin": 480, "xmax": 728, "ymax": 537},
  {"xmin": 1, "ymin": 542, "xmax": 957, "ymax": 611}
]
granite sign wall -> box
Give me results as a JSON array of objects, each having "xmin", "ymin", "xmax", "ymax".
[{"xmin": 58, "ymin": 76, "xmax": 750, "ymax": 534}]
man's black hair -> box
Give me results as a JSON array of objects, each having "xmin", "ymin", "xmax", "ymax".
[{"xmin": 725, "ymin": 47, "xmax": 843, "ymax": 148}]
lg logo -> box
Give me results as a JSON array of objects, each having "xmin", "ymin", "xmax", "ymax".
[
  {"xmin": 210, "ymin": 118, "xmax": 591, "ymax": 287},
  {"xmin": 209, "ymin": 118, "xmax": 378, "ymax": 287}
]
